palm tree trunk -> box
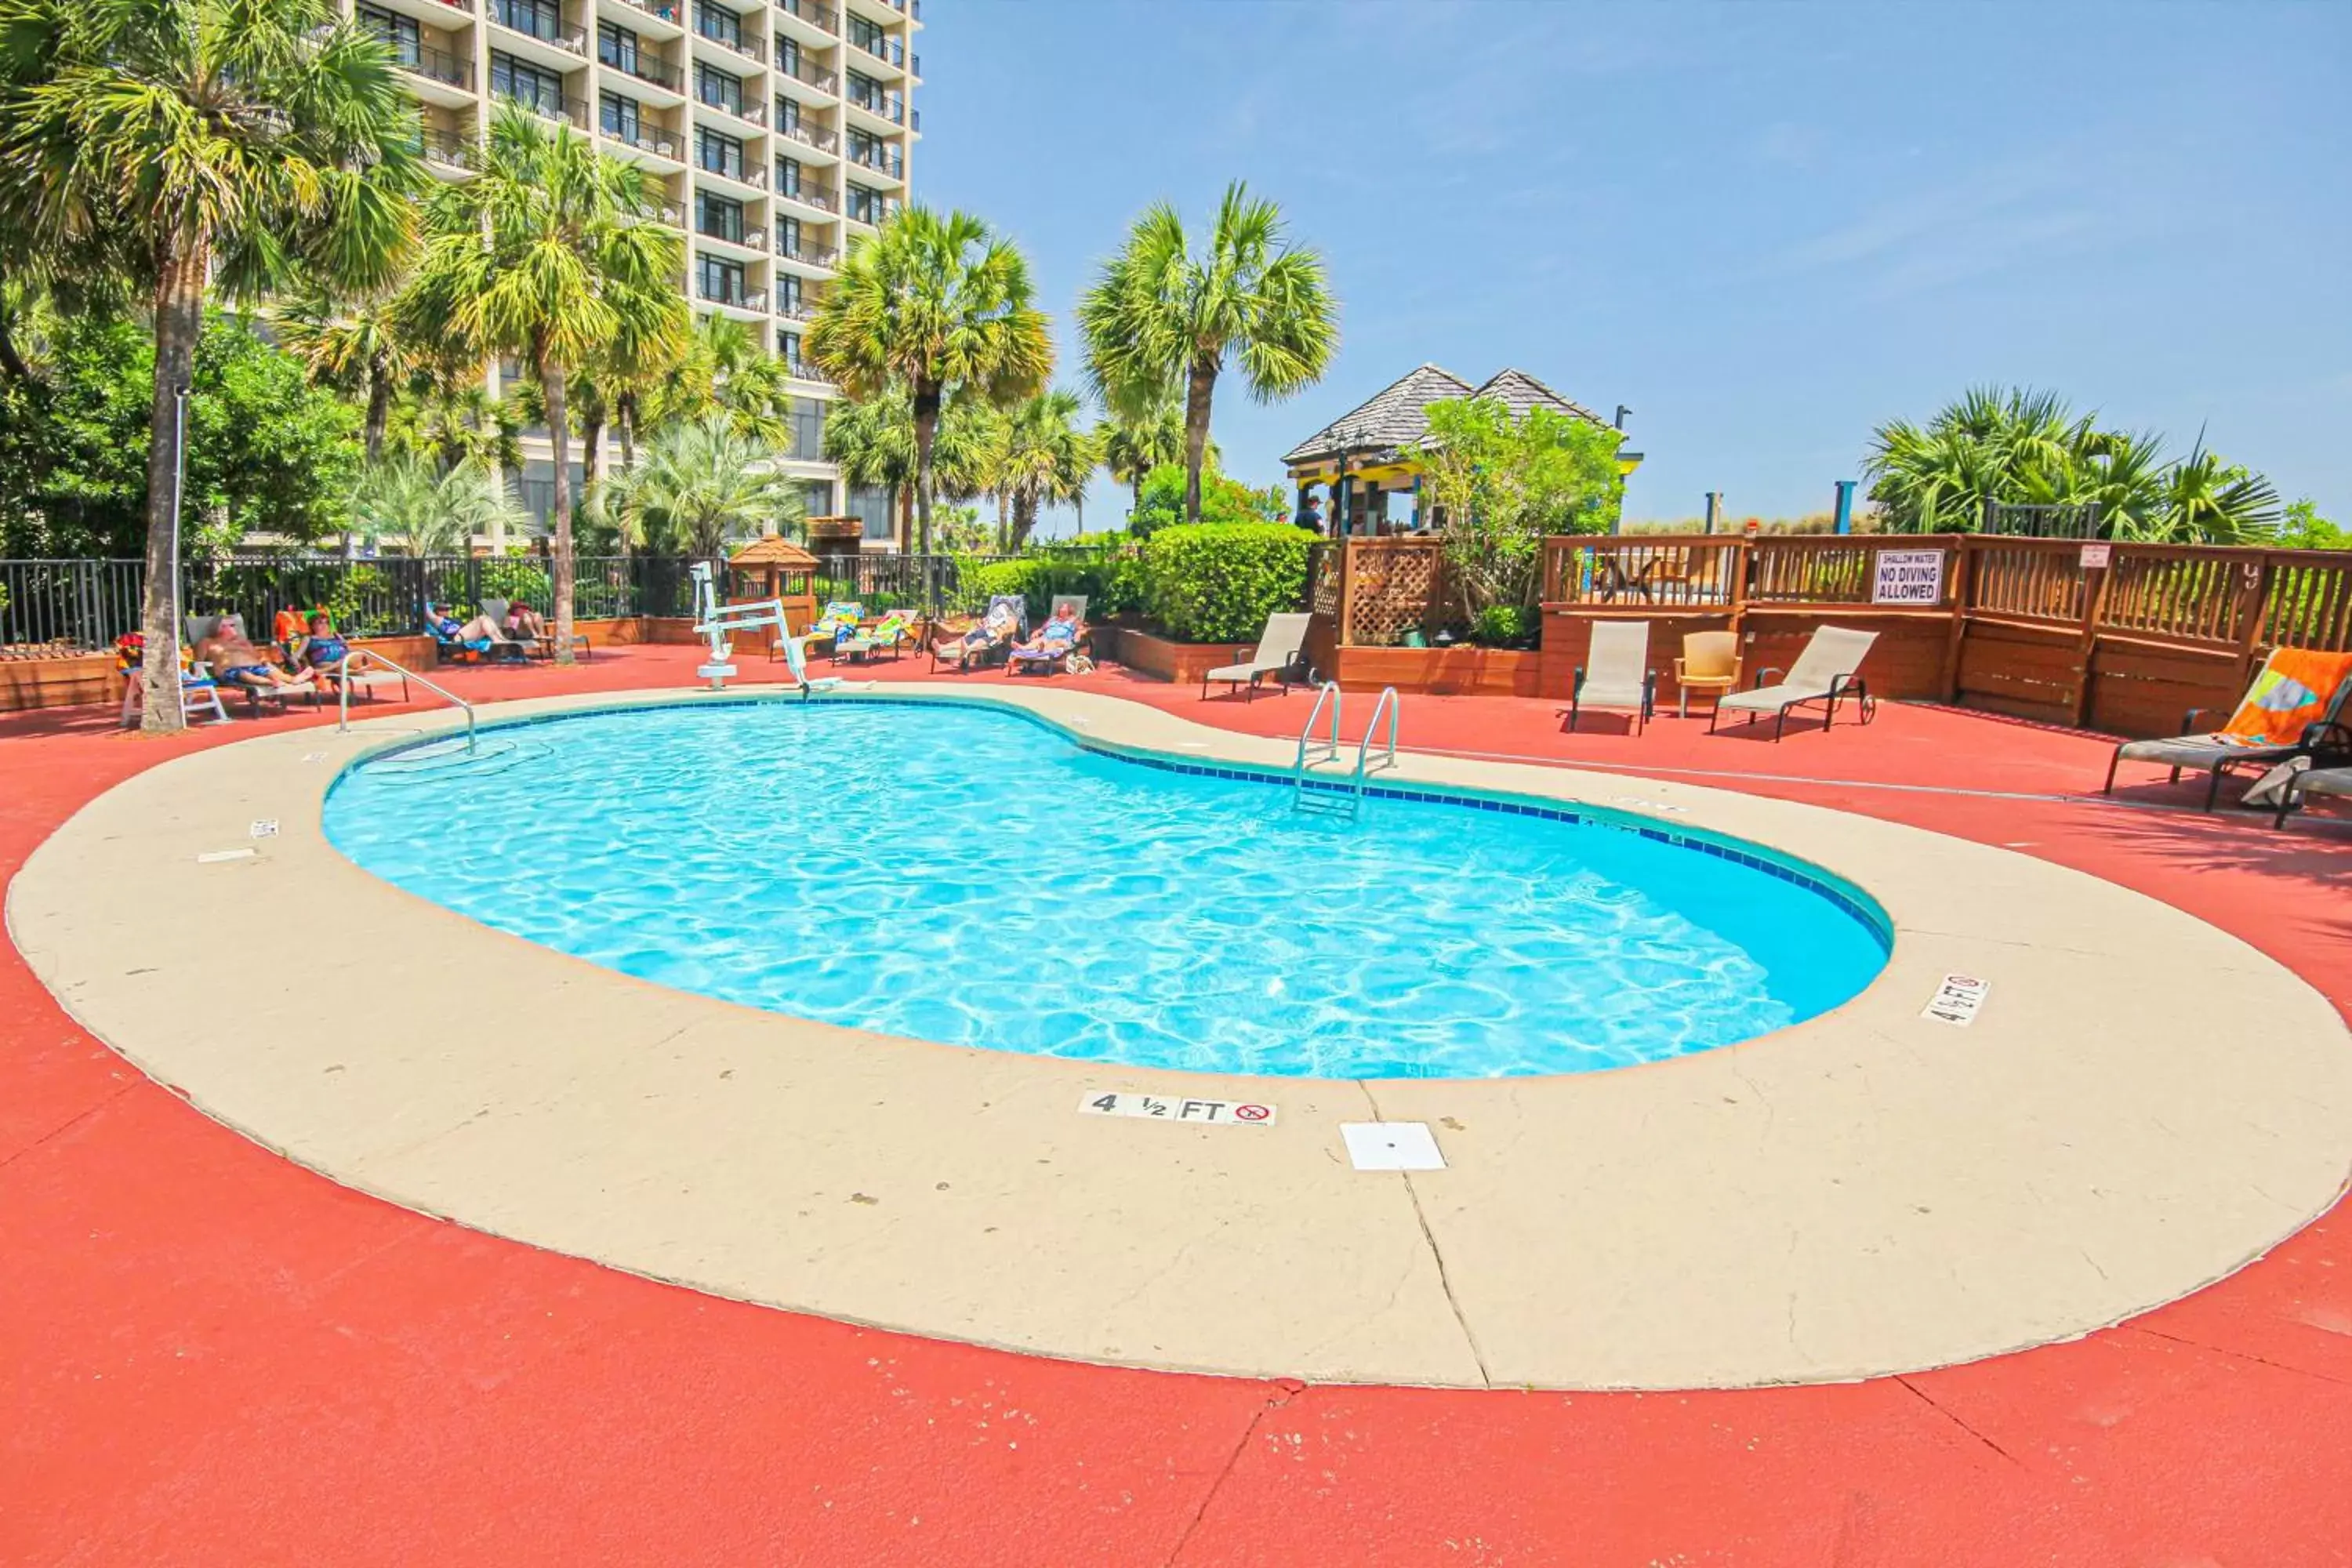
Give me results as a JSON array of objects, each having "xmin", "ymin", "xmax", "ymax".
[
  {"xmin": 581, "ymin": 411, "xmax": 605, "ymax": 519},
  {"xmin": 1182, "ymin": 358, "xmax": 1217, "ymax": 523},
  {"xmin": 137, "ymin": 240, "xmax": 210, "ymax": 736},
  {"xmin": 364, "ymin": 373, "xmax": 390, "ymax": 463},
  {"xmin": 615, "ymin": 394, "xmax": 637, "ymax": 558},
  {"xmin": 540, "ymin": 346, "xmax": 577, "ymax": 666},
  {"xmin": 1011, "ymin": 493, "xmax": 1037, "ymax": 551},
  {"xmin": 1131, "ymin": 474, "xmax": 1142, "ymax": 524},
  {"xmin": 912, "ymin": 381, "xmax": 939, "ymax": 573}
]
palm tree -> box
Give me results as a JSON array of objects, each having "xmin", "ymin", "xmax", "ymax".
[
  {"xmin": 401, "ymin": 101, "xmax": 688, "ymax": 664},
  {"xmin": 992, "ymin": 389, "xmax": 1098, "ymax": 550},
  {"xmin": 807, "ymin": 207, "xmax": 1052, "ymax": 558},
  {"xmin": 1079, "ymin": 182, "xmax": 1338, "ymax": 521},
  {"xmin": 0, "ymin": 0, "xmax": 424, "ymax": 732},
  {"xmin": 824, "ymin": 385, "xmax": 999, "ymax": 549},
  {"xmin": 608, "ymin": 413, "xmax": 800, "ymax": 557},
  {"xmin": 274, "ymin": 290, "xmax": 424, "ymax": 463},
  {"xmin": 353, "ymin": 453, "xmax": 526, "ymax": 557},
  {"xmin": 1095, "ymin": 395, "xmax": 1206, "ymax": 524}
]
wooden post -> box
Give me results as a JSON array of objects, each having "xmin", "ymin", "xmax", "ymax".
[
  {"xmin": 1338, "ymin": 538, "xmax": 1356, "ymax": 648},
  {"xmin": 2070, "ymin": 550, "xmax": 2112, "ymax": 729},
  {"xmin": 1939, "ymin": 535, "xmax": 1975, "ymax": 703},
  {"xmin": 1727, "ymin": 536, "xmax": 1752, "ymax": 648},
  {"xmin": 2227, "ymin": 551, "xmax": 2272, "ymax": 688}
]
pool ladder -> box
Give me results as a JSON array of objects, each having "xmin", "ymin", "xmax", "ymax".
[{"xmin": 1293, "ymin": 683, "xmax": 1399, "ymax": 818}]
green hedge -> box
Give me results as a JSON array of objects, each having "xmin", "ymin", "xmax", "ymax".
[
  {"xmin": 1141, "ymin": 522, "xmax": 1312, "ymax": 643},
  {"xmin": 962, "ymin": 548, "xmax": 1147, "ymax": 624}
]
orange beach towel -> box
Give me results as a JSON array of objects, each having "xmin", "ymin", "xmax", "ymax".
[{"xmin": 2220, "ymin": 648, "xmax": 2352, "ymax": 746}]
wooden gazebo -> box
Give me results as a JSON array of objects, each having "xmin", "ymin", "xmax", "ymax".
[{"xmin": 727, "ymin": 535, "xmax": 820, "ymax": 635}]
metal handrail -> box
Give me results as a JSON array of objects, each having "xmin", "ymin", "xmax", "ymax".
[
  {"xmin": 336, "ymin": 648, "xmax": 477, "ymax": 751},
  {"xmin": 1295, "ymin": 681, "xmax": 1343, "ymax": 778},
  {"xmin": 1356, "ymin": 685, "xmax": 1399, "ymax": 783}
]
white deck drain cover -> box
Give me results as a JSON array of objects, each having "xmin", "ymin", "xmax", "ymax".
[{"xmin": 1342, "ymin": 1121, "xmax": 1446, "ymax": 1171}]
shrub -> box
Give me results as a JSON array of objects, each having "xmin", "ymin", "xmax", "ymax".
[
  {"xmin": 1468, "ymin": 604, "xmax": 1537, "ymax": 648},
  {"xmin": 958, "ymin": 546, "xmax": 1146, "ymax": 623},
  {"xmin": 477, "ymin": 557, "xmax": 553, "ymax": 609},
  {"xmin": 1128, "ymin": 463, "xmax": 1288, "ymax": 539},
  {"xmin": 1142, "ymin": 522, "xmax": 1312, "ymax": 643}
]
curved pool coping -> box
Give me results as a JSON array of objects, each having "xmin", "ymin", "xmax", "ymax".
[{"xmin": 13, "ymin": 683, "xmax": 2352, "ymax": 1390}]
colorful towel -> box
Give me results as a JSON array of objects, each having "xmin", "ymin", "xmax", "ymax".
[{"xmin": 2220, "ymin": 648, "xmax": 2352, "ymax": 746}]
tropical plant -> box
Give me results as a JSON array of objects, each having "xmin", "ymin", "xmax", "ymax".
[
  {"xmin": 1405, "ymin": 395, "xmax": 1625, "ymax": 615},
  {"xmin": 1141, "ymin": 521, "xmax": 1314, "ymax": 643},
  {"xmin": 1864, "ymin": 387, "xmax": 2285, "ymax": 543},
  {"xmin": 807, "ymin": 206, "xmax": 1052, "ymax": 557},
  {"xmin": 822, "ymin": 384, "xmax": 999, "ymax": 549},
  {"xmin": 0, "ymin": 0, "xmax": 425, "ymax": 730},
  {"xmin": 351, "ymin": 452, "xmax": 525, "ymax": 557},
  {"xmin": 2278, "ymin": 499, "xmax": 2349, "ymax": 550},
  {"xmin": 989, "ymin": 388, "xmax": 1098, "ymax": 550},
  {"xmin": 387, "ymin": 382, "xmax": 525, "ymax": 485},
  {"xmin": 1079, "ymin": 182, "xmax": 1338, "ymax": 524},
  {"xmin": 273, "ymin": 289, "xmax": 426, "ymax": 463},
  {"xmin": 1095, "ymin": 395, "xmax": 1206, "ymax": 522},
  {"xmin": 1128, "ymin": 460, "xmax": 1283, "ymax": 539},
  {"xmin": 401, "ymin": 101, "xmax": 689, "ymax": 662},
  {"xmin": 606, "ymin": 412, "xmax": 800, "ymax": 556}
]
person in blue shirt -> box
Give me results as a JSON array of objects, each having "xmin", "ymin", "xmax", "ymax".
[{"xmin": 299, "ymin": 613, "xmax": 354, "ymax": 695}]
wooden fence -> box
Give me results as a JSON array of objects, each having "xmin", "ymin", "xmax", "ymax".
[{"xmin": 1304, "ymin": 534, "xmax": 2352, "ymax": 735}]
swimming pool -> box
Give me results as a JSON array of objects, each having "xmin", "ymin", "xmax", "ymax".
[{"xmin": 324, "ymin": 699, "xmax": 1889, "ymax": 1078}]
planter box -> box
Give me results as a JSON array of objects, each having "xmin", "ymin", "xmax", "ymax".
[
  {"xmin": 1110, "ymin": 624, "xmax": 1254, "ymax": 686},
  {"xmin": 1330, "ymin": 644, "xmax": 1542, "ymax": 697},
  {"xmin": 0, "ymin": 652, "xmax": 119, "ymax": 713}
]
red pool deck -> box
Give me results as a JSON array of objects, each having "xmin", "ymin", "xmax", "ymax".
[{"xmin": 5, "ymin": 647, "xmax": 2350, "ymax": 1566}]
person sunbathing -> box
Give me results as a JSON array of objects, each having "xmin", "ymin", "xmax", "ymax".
[
  {"xmin": 426, "ymin": 604, "xmax": 504, "ymax": 646},
  {"xmin": 299, "ymin": 613, "xmax": 354, "ymax": 694},
  {"xmin": 195, "ymin": 621, "xmax": 315, "ymax": 695},
  {"xmin": 503, "ymin": 601, "xmax": 546, "ymax": 644},
  {"xmin": 1010, "ymin": 602, "xmax": 1080, "ymax": 656},
  {"xmin": 936, "ymin": 600, "xmax": 1021, "ymax": 667}
]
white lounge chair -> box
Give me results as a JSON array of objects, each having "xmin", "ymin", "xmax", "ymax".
[
  {"xmin": 1201, "ymin": 612, "xmax": 1314, "ymax": 700},
  {"xmin": 1710, "ymin": 626, "xmax": 1878, "ymax": 740},
  {"xmin": 1566, "ymin": 620, "xmax": 1655, "ymax": 734},
  {"xmin": 2273, "ymin": 763, "xmax": 2352, "ymax": 829}
]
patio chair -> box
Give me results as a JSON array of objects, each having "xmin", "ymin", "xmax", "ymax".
[
  {"xmin": 2101, "ymin": 649, "xmax": 2352, "ymax": 811},
  {"xmin": 481, "ymin": 597, "xmax": 588, "ymax": 662},
  {"xmin": 800, "ymin": 601, "xmax": 865, "ymax": 660},
  {"xmin": 1005, "ymin": 606, "xmax": 1083, "ymax": 677},
  {"xmin": 1710, "ymin": 626, "xmax": 1878, "ymax": 740},
  {"xmin": 1566, "ymin": 620, "xmax": 1656, "ymax": 735},
  {"xmin": 1673, "ymin": 630, "xmax": 1741, "ymax": 718},
  {"xmin": 184, "ymin": 614, "xmax": 316, "ymax": 715},
  {"xmin": 118, "ymin": 660, "xmax": 231, "ymax": 727},
  {"xmin": 931, "ymin": 594, "xmax": 1025, "ymax": 673},
  {"xmin": 426, "ymin": 608, "xmax": 527, "ymax": 665},
  {"xmin": 1200, "ymin": 611, "xmax": 1315, "ymax": 700},
  {"xmin": 2270, "ymin": 761, "xmax": 2352, "ymax": 830},
  {"xmin": 834, "ymin": 610, "xmax": 914, "ymax": 663}
]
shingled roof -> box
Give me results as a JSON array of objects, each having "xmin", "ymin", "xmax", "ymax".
[
  {"xmin": 1283, "ymin": 364, "xmax": 1613, "ymax": 466},
  {"xmin": 1282, "ymin": 364, "xmax": 1474, "ymax": 464},
  {"xmin": 728, "ymin": 535, "xmax": 820, "ymax": 570}
]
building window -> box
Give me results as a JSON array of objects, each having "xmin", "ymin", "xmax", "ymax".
[
  {"xmin": 695, "ymin": 192, "xmax": 743, "ymax": 243},
  {"xmin": 693, "ymin": 2, "xmax": 740, "ymax": 49},
  {"xmin": 494, "ymin": 0, "xmax": 563, "ymax": 44},
  {"xmin": 597, "ymin": 21, "xmax": 638, "ymax": 72},
  {"xmin": 774, "ymin": 155, "xmax": 801, "ymax": 198},
  {"xmin": 847, "ymin": 484, "xmax": 894, "ymax": 541},
  {"xmin": 846, "ymin": 182, "xmax": 884, "ymax": 224},
  {"xmin": 695, "ymin": 62, "xmax": 742, "ymax": 117},
  {"xmin": 776, "ymin": 214, "xmax": 801, "ymax": 256},
  {"xmin": 776, "ymin": 273, "xmax": 803, "ymax": 313},
  {"xmin": 698, "ymin": 254, "xmax": 746, "ymax": 305},
  {"xmin": 788, "ymin": 401, "xmax": 826, "ymax": 463},
  {"xmin": 776, "ymin": 34, "xmax": 800, "ymax": 74},
  {"xmin": 696, "ymin": 128, "xmax": 743, "ymax": 180},
  {"xmin": 847, "ymin": 14, "xmax": 885, "ymax": 54},
  {"xmin": 599, "ymin": 91, "xmax": 640, "ymax": 142},
  {"xmin": 491, "ymin": 53, "xmax": 565, "ymax": 116},
  {"xmin": 846, "ymin": 70, "xmax": 879, "ymax": 109},
  {"xmin": 779, "ymin": 331, "xmax": 806, "ymax": 372},
  {"xmin": 359, "ymin": 5, "xmax": 422, "ymax": 66},
  {"xmin": 774, "ymin": 93, "xmax": 800, "ymax": 132}
]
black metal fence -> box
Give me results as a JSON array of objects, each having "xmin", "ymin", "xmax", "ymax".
[{"xmin": 1, "ymin": 551, "xmax": 1063, "ymax": 653}]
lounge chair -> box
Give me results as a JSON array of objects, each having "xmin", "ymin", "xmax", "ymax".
[
  {"xmin": 931, "ymin": 594, "xmax": 1025, "ymax": 673},
  {"xmin": 798, "ymin": 601, "xmax": 864, "ymax": 660},
  {"xmin": 185, "ymin": 614, "xmax": 316, "ymax": 714},
  {"xmin": 2102, "ymin": 648, "xmax": 2352, "ymax": 811},
  {"xmin": 427, "ymin": 608, "xmax": 527, "ymax": 665},
  {"xmin": 2270, "ymin": 761, "xmax": 2352, "ymax": 830},
  {"xmin": 834, "ymin": 610, "xmax": 913, "ymax": 664},
  {"xmin": 481, "ymin": 597, "xmax": 588, "ymax": 662},
  {"xmin": 1200, "ymin": 611, "xmax": 1314, "ymax": 700},
  {"xmin": 1005, "ymin": 614, "xmax": 1082, "ymax": 677},
  {"xmin": 1710, "ymin": 626, "xmax": 1878, "ymax": 740},
  {"xmin": 1673, "ymin": 630, "xmax": 1741, "ymax": 718},
  {"xmin": 1567, "ymin": 620, "xmax": 1655, "ymax": 734},
  {"xmin": 118, "ymin": 655, "xmax": 230, "ymax": 727}
]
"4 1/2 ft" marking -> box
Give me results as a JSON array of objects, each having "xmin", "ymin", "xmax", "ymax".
[{"xmin": 1079, "ymin": 1092, "xmax": 1277, "ymax": 1127}]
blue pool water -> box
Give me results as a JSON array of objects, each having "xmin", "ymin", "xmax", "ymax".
[{"xmin": 324, "ymin": 700, "xmax": 1889, "ymax": 1078}]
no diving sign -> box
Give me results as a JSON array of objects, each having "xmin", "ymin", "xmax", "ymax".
[{"xmin": 1080, "ymin": 1091, "xmax": 1277, "ymax": 1127}]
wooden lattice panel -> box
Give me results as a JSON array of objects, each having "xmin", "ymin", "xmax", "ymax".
[
  {"xmin": 1308, "ymin": 544, "xmax": 1341, "ymax": 616},
  {"xmin": 1344, "ymin": 542, "xmax": 1444, "ymax": 646}
]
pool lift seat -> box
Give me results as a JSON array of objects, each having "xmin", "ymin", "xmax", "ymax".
[{"xmin": 1294, "ymin": 683, "xmax": 1399, "ymax": 819}]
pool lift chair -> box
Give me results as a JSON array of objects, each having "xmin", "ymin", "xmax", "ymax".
[{"xmin": 690, "ymin": 563, "xmax": 856, "ymax": 699}]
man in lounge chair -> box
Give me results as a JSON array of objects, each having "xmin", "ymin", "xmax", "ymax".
[
  {"xmin": 195, "ymin": 618, "xmax": 316, "ymax": 699},
  {"xmin": 933, "ymin": 595, "xmax": 1024, "ymax": 673}
]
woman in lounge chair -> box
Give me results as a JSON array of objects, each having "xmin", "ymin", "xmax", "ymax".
[
  {"xmin": 503, "ymin": 601, "xmax": 546, "ymax": 645},
  {"xmin": 1005, "ymin": 602, "xmax": 1082, "ymax": 675},
  {"xmin": 426, "ymin": 604, "xmax": 505, "ymax": 647},
  {"xmin": 298, "ymin": 613, "xmax": 354, "ymax": 695}
]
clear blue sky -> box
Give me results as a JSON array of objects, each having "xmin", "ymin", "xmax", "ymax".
[{"xmin": 911, "ymin": 0, "xmax": 2348, "ymax": 533}]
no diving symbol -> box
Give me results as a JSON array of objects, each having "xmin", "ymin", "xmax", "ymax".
[{"xmin": 1233, "ymin": 1104, "xmax": 1272, "ymax": 1123}]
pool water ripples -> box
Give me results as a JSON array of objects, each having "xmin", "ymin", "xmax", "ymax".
[{"xmin": 325, "ymin": 701, "xmax": 1888, "ymax": 1078}]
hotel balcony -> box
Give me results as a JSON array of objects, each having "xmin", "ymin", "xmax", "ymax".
[{"xmin": 770, "ymin": 0, "xmax": 837, "ymax": 47}]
